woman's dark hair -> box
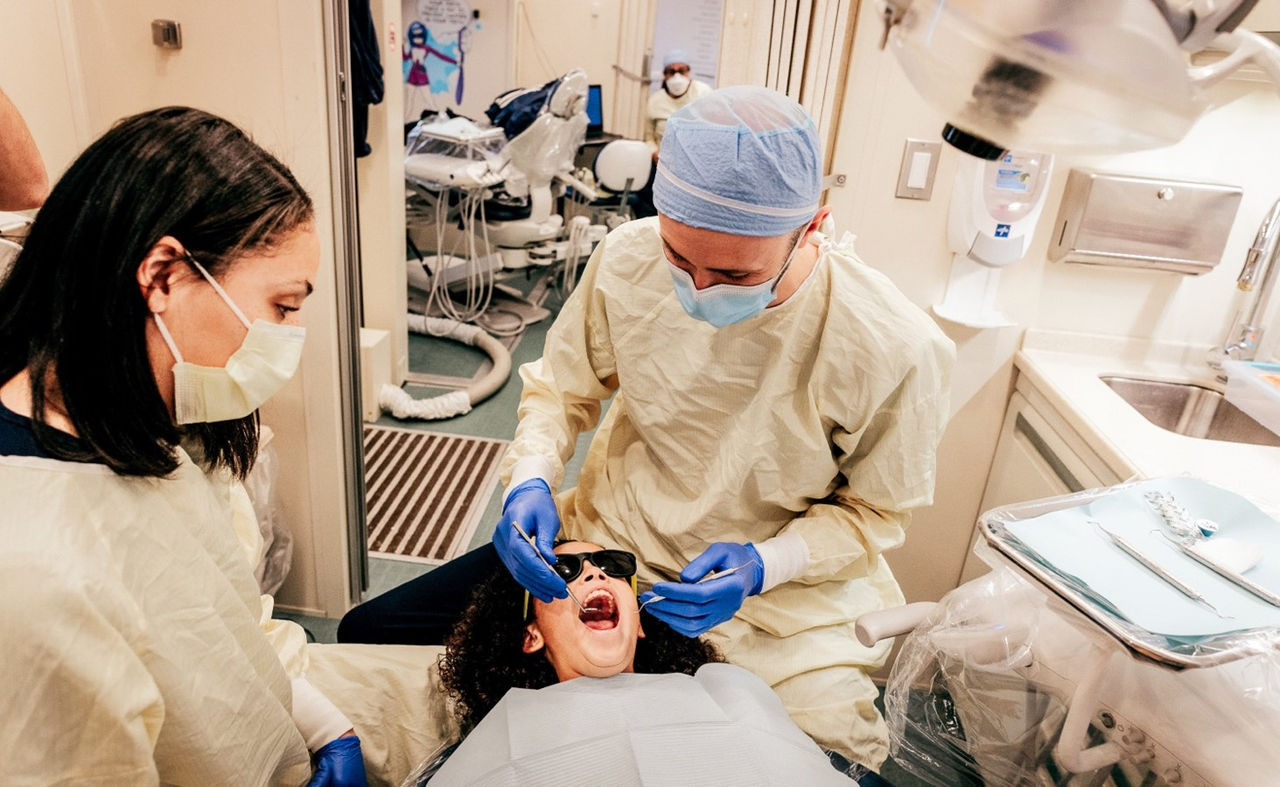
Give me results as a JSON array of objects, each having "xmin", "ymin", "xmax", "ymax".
[
  {"xmin": 0, "ymin": 106, "xmax": 313, "ymax": 478},
  {"xmin": 439, "ymin": 562, "xmax": 725, "ymax": 733}
]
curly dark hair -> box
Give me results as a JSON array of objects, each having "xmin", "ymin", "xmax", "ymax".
[{"xmin": 438, "ymin": 562, "xmax": 724, "ymax": 732}]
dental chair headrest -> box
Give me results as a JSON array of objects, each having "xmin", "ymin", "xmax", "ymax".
[
  {"xmin": 548, "ymin": 69, "xmax": 589, "ymax": 119},
  {"xmin": 594, "ymin": 140, "xmax": 653, "ymax": 193}
]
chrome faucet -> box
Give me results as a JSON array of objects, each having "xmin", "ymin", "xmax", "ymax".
[{"xmin": 1209, "ymin": 196, "xmax": 1280, "ymax": 379}]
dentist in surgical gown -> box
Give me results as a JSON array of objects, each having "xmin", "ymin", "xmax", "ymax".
[
  {"xmin": 495, "ymin": 86, "xmax": 955, "ymax": 769},
  {"xmin": 645, "ymin": 48, "xmax": 713, "ymax": 157}
]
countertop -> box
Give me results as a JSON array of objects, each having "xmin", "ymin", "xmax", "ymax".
[{"xmin": 1015, "ymin": 330, "xmax": 1280, "ymax": 510}]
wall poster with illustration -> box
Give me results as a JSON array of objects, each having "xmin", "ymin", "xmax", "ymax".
[{"xmin": 402, "ymin": 0, "xmax": 510, "ymax": 123}]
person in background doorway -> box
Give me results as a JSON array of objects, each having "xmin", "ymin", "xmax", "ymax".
[
  {"xmin": 644, "ymin": 48, "xmax": 713, "ymax": 162},
  {"xmin": 0, "ymin": 86, "xmax": 49, "ymax": 210}
]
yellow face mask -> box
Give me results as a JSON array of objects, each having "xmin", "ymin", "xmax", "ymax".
[{"xmin": 153, "ymin": 255, "xmax": 305, "ymax": 424}]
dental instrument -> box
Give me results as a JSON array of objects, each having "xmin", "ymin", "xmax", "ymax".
[
  {"xmin": 510, "ymin": 519, "xmax": 587, "ymax": 613},
  {"xmin": 638, "ymin": 560, "xmax": 759, "ymax": 611},
  {"xmin": 1145, "ymin": 491, "xmax": 1278, "ymax": 605},
  {"xmin": 1167, "ymin": 537, "xmax": 1280, "ymax": 608},
  {"xmin": 1144, "ymin": 491, "xmax": 1217, "ymax": 541},
  {"xmin": 1089, "ymin": 521, "xmax": 1228, "ymax": 617}
]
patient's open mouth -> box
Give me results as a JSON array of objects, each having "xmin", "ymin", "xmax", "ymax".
[{"xmin": 578, "ymin": 588, "xmax": 619, "ymax": 630}]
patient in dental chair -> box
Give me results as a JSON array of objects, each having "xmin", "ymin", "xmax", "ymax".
[{"xmin": 406, "ymin": 540, "xmax": 858, "ymax": 785}]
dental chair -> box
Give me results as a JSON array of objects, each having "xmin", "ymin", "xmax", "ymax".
[
  {"xmin": 480, "ymin": 69, "xmax": 597, "ymax": 263},
  {"xmin": 582, "ymin": 139, "xmax": 652, "ymax": 223},
  {"xmin": 403, "ymin": 68, "xmax": 598, "ymax": 259}
]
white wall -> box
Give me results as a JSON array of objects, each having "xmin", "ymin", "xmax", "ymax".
[
  {"xmin": 0, "ymin": 3, "xmax": 88, "ymax": 180},
  {"xmin": 515, "ymin": 0, "xmax": 622, "ymax": 92},
  {"xmin": 2, "ymin": 0, "xmax": 357, "ymax": 617},
  {"xmin": 718, "ymin": 0, "xmax": 772, "ymax": 88},
  {"xmin": 826, "ymin": 0, "xmax": 1280, "ymax": 610},
  {"xmin": 513, "ymin": 0, "xmax": 654, "ymax": 138},
  {"xmin": 362, "ymin": 0, "xmax": 411, "ymax": 384},
  {"xmin": 1031, "ymin": 86, "xmax": 1280, "ymax": 359}
]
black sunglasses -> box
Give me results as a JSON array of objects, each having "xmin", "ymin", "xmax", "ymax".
[
  {"xmin": 522, "ymin": 549, "xmax": 638, "ymax": 621},
  {"xmin": 552, "ymin": 549, "xmax": 636, "ymax": 582}
]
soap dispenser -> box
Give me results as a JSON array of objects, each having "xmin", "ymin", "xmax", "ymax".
[{"xmin": 934, "ymin": 150, "xmax": 1053, "ymax": 328}]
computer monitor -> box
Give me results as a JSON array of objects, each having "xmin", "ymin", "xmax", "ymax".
[{"xmin": 586, "ymin": 84, "xmax": 604, "ymax": 136}]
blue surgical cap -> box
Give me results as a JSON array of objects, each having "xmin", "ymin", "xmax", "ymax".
[
  {"xmin": 662, "ymin": 49, "xmax": 690, "ymax": 69},
  {"xmin": 653, "ymin": 86, "xmax": 822, "ymax": 237}
]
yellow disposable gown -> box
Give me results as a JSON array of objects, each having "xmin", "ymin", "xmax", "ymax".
[
  {"xmin": 645, "ymin": 80, "xmax": 714, "ymax": 151},
  {"xmin": 0, "ymin": 449, "xmax": 454, "ymax": 786},
  {"xmin": 499, "ymin": 217, "xmax": 955, "ymax": 767}
]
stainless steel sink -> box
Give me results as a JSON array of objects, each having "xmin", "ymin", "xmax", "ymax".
[{"xmin": 1099, "ymin": 376, "xmax": 1280, "ymax": 447}]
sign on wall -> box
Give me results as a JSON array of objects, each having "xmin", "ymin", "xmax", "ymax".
[
  {"xmin": 650, "ymin": 0, "xmax": 723, "ymax": 92},
  {"xmin": 403, "ymin": 0, "xmax": 508, "ymax": 123}
]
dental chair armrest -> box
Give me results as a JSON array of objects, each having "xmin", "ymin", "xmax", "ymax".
[{"xmin": 854, "ymin": 602, "xmax": 938, "ymax": 647}]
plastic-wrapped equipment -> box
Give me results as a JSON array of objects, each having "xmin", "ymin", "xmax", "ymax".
[
  {"xmin": 242, "ymin": 425, "xmax": 292, "ymax": 595},
  {"xmin": 886, "ymin": 479, "xmax": 1280, "ymax": 786}
]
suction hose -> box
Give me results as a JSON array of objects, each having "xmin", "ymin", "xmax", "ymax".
[{"xmin": 378, "ymin": 315, "xmax": 512, "ymax": 420}]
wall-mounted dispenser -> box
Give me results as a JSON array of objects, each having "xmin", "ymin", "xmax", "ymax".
[
  {"xmin": 1049, "ymin": 170, "xmax": 1242, "ymax": 275},
  {"xmin": 934, "ymin": 150, "xmax": 1053, "ymax": 328}
]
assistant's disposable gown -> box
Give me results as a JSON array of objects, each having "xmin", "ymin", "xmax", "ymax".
[
  {"xmin": 499, "ymin": 217, "xmax": 955, "ymax": 767},
  {"xmin": 644, "ymin": 80, "xmax": 713, "ymax": 152},
  {"xmin": 0, "ymin": 448, "xmax": 456, "ymax": 786}
]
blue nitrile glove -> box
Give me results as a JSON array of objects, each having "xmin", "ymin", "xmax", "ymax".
[
  {"xmin": 308, "ymin": 735, "xmax": 367, "ymax": 787},
  {"xmin": 492, "ymin": 478, "xmax": 567, "ymax": 603},
  {"xmin": 639, "ymin": 542, "xmax": 765, "ymax": 637}
]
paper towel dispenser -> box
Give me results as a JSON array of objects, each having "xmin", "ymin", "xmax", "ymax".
[{"xmin": 1049, "ymin": 169, "xmax": 1243, "ymax": 274}]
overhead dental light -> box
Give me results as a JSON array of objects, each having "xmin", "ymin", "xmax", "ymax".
[{"xmin": 878, "ymin": 0, "xmax": 1280, "ymax": 159}]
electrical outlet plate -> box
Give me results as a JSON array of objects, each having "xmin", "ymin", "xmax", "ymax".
[{"xmin": 151, "ymin": 19, "xmax": 182, "ymax": 50}]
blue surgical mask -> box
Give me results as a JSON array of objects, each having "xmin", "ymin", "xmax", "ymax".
[{"xmin": 666, "ymin": 232, "xmax": 807, "ymax": 328}]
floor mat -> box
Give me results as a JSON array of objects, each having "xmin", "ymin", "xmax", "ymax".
[{"xmin": 363, "ymin": 424, "xmax": 508, "ymax": 564}]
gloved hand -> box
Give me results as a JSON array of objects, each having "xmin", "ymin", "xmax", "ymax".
[
  {"xmin": 308, "ymin": 734, "xmax": 367, "ymax": 787},
  {"xmin": 640, "ymin": 542, "xmax": 765, "ymax": 637},
  {"xmin": 492, "ymin": 478, "xmax": 567, "ymax": 603}
]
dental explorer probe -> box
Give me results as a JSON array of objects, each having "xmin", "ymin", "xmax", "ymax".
[
  {"xmin": 638, "ymin": 561, "xmax": 760, "ymax": 611},
  {"xmin": 510, "ymin": 520, "xmax": 588, "ymax": 613},
  {"xmin": 1090, "ymin": 521, "xmax": 1230, "ymax": 617},
  {"xmin": 1167, "ymin": 538, "xmax": 1280, "ymax": 607}
]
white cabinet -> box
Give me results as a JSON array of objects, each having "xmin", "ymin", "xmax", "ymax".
[{"xmin": 959, "ymin": 380, "xmax": 1127, "ymax": 583}]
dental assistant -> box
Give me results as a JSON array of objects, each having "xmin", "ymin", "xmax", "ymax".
[
  {"xmin": 644, "ymin": 48, "xmax": 712, "ymax": 159},
  {"xmin": 0, "ymin": 108, "xmax": 449, "ymax": 786},
  {"xmin": 497, "ymin": 86, "xmax": 954, "ymax": 769}
]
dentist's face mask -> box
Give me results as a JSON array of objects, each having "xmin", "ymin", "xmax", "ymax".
[
  {"xmin": 666, "ymin": 230, "xmax": 807, "ymax": 328},
  {"xmin": 153, "ymin": 253, "xmax": 306, "ymax": 424},
  {"xmin": 664, "ymin": 73, "xmax": 691, "ymax": 98}
]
